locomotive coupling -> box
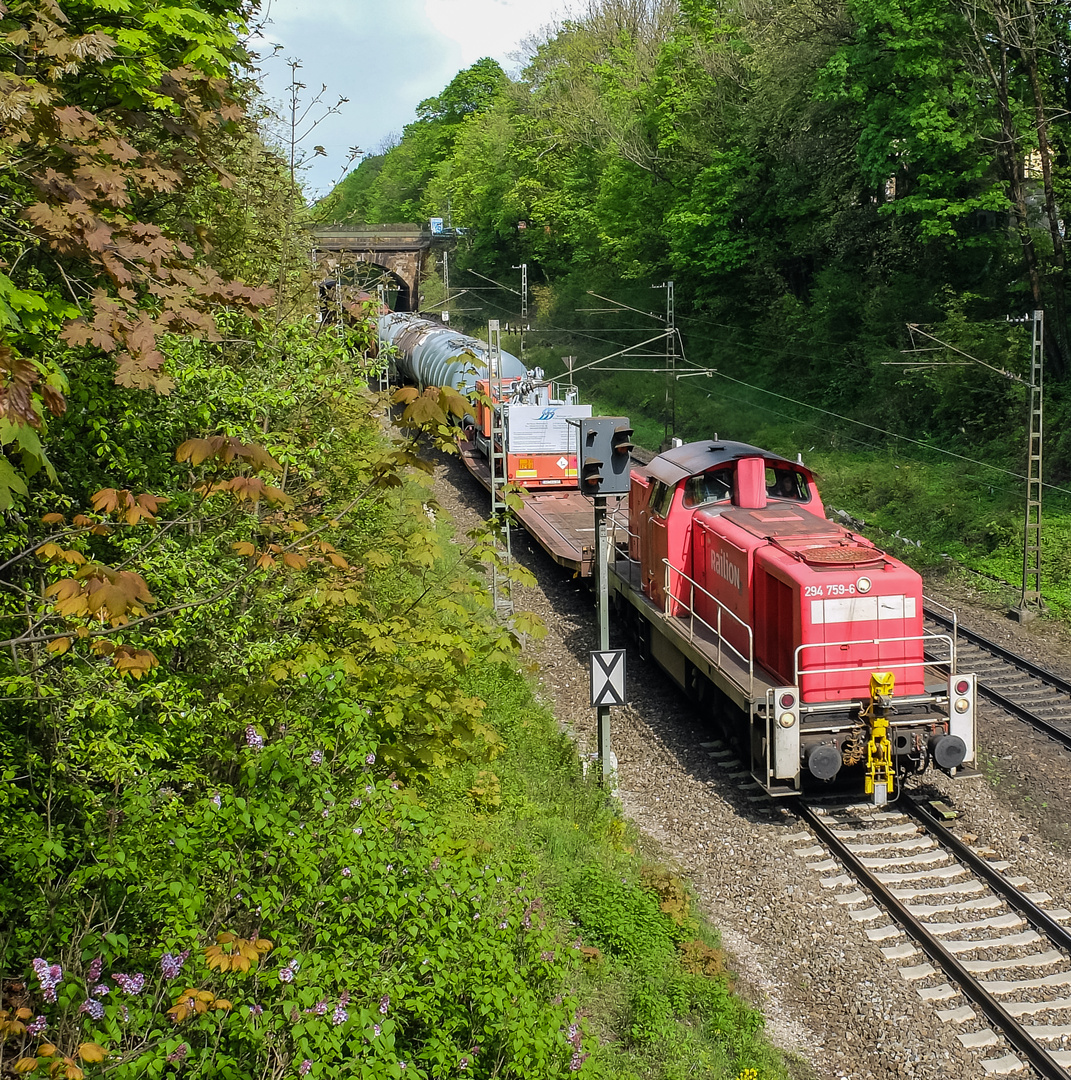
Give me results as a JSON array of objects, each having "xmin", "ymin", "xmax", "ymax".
[{"xmin": 862, "ymin": 672, "xmax": 896, "ymax": 806}]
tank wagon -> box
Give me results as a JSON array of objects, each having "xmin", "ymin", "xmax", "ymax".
[
  {"xmin": 612, "ymin": 440, "xmax": 976, "ymax": 801},
  {"xmin": 378, "ymin": 312, "xmax": 527, "ymax": 409}
]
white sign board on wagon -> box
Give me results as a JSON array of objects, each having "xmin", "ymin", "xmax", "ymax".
[{"xmin": 506, "ymin": 404, "xmax": 592, "ymax": 455}]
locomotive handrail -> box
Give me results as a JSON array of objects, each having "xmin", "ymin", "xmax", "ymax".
[
  {"xmin": 661, "ymin": 559, "xmax": 754, "ymax": 693},
  {"xmin": 922, "ymin": 593, "xmax": 959, "ymax": 658},
  {"xmin": 793, "ymin": 633, "xmax": 955, "ymax": 687}
]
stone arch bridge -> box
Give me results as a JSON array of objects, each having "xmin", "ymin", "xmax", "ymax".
[{"xmin": 311, "ymin": 224, "xmax": 456, "ymax": 312}]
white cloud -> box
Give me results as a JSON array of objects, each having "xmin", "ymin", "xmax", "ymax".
[{"xmin": 251, "ymin": 0, "xmax": 572, "ymax": 197}]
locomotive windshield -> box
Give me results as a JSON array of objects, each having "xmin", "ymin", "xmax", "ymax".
[
  {"xmin": 766, "ymin": 467, "xmax": 810, "ymax": 502},
  {"xmin": 683, "ymin": 468, "xmax": 732, "ymax": 508}
]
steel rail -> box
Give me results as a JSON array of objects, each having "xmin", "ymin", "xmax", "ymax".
[
  {"xmin": 905, "ymin": 799, "xmax": 1071, "ymax": 954},
  {"xmin": 924, "ymin": 605, "xmax": 1071, "ymax": 752},
  {"xmin": 797, "ymin": 801, "xmax": 1071, "ymax": 1080}
]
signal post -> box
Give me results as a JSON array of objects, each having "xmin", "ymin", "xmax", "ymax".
[{"xmin": 577, "ymin": 417, "xmax": 633, "ymax": 783}]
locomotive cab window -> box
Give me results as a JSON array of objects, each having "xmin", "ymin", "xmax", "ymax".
[
  {"xmin": 649, "ymin": 479, "xmax": 676, "ymax": 519},
  {"xmin": 766, "ymin": 467, "xmax": 810, "ymax": 502},
  {"xmin": 683, "ymin": 468, "xmax": 732, "ymax": 508}
]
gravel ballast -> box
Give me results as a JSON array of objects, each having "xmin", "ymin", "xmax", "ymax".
[{"xmin": 431, "ymin": 451, "xmax": 1071, "ymax": 1080}]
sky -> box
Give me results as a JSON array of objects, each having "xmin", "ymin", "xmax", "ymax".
[{"xmin": 252, "ymin": 0, "xmax": 578, "ymax": 199}]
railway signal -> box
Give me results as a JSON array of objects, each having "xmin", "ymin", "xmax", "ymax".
[{"xmin": 578, "ymin": 417, "xmax": 633, "ymax": 495}]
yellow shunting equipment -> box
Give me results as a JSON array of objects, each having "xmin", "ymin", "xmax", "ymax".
[{"xmin": 862, "ymin": 671, "xmax": 896, "ymax": 805}]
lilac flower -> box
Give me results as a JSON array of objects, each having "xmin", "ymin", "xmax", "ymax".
[
  {"xmin": 349, "ymin": 798, "xmax": 362, "ymax": 809},
  {"xmin": 248, "ymin": 1004, "xmax": 264, "ymax": 1017},
  {"xmin": 279, "ymin": 967, "xmax": 294, "ymax": 983},
  {"xmin": 540, "ymin": 951, "xmax": 555, "ymax": 962},
  {"xmin": 364, "ymin": 784, "xmax": 374, "ymax": 794},
  {"xmin": 310, "ymin": 749, "xmax": 324, "ymax": 766},
  {"xmin": 353, "ymin": 827, "xmax": 363, "ymax": 837},
  {"xmin": 299, "ymin": 1061, "xmax": 313, "ymax": 1077},
  {"xmin": 321, "ymin": 809, "xmax": 330, "ymax": 819},
  {"xmin": 119, "ymin": 1006, "xmax": 129, "ymax": 1023},
  {"xmin": 342, "ymin": 867, "xmax": 352, "ymax": 878},
  {"xmin": 385, "ymin": 864, "xmax": 393, "ymax": 872},
  {"xmin": 498, "ymin": 921, "xmax": 508, "ymax": 929},
  {"xmin": 566, "ymin": 1024, "xmax": 581, "ymax": 1049},
  {"xmin": 312, "ymin": 999, "xmax": 328, "ymax": 1016},
  {"xmin": 365, "ymin": 752, "xmax": 375, "ymax": 765},
  {"xmin": 79, "ymin": 999, "xmax": 105, "ymax": 1020},
  {"xmin": 27, "ymin": 1016, "xmax": 47, "ymax": 1036},
  {"xmin": 112, "ymin": 973, "xmax": 146, "ymax": 995},
  {"xmin": 332, "ymin": 1005, "xmax": 348, "ymax": 1026},
  {"xmin": 167, "ymin": 1044, "xmax": 189, "ymax": 1063},
  {"xmin": 339, "ymin": 990, "xmax": 351, "ymax": 1007},
  {"xmin": 92, "ymin": 983, "xmax": 110, "ymax": 997},
  {"xmin": 245, "ymin": 725, "xmax": 264, "ymax": 751},
  {"xmin": 459, "ymin": 1056, "xmax": 470, "ymax": 1071},
  {"xmin": 569, "ymin": 1051, "xmax": 589, "ymax": 1072},
  {"xmin": 161, "ymin": 950, "xmax": 190, "ymax": 980},
  {"xmin": 371, "ymin": 1022, "xmax": 381, "ymax": 1038},
  {"xmin": 399, "ymin": 1064, "xmax": 406, "ymax": 1071},
  {"xmin": 211, "ymin": 792, "xmax": 222, "ymax": 807},
  {"xmin": 87, "ymin": 956, "xmax": 103, "ymax": 983},
  {"xmin": 378, "ymin": 994, "xmax": 389, "ymax": 1015},
  {"xmin": 32, "ymin": 959, "xmax": 62, "ymax": 1003}
]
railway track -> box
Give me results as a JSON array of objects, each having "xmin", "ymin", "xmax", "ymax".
[
  {"xmin": 787, "ymin": 796, "xmax": 1071, "ymax": 1077},
  {"xmin": 924, "ymin": 603, "xmax": 1071, "ymax": 753}
]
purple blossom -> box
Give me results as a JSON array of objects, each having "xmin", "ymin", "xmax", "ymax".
[
  {"xmin": 211, "ymin": 792, "xmax": 222, "ymax": 807},
  {"xmin": 92, "ymin": 983, "xmax": 110, "ymax": 997},
  {"xmin": 566, "ymin": 1024, "xmax": 581, "ymax": 1049},
  {"xmin": 279, "ymin": 967, "xmax": 294, "ymax": 983},
  {"xmin": 87, "ymin": 956, "xmax": 103, "ymax": 983},
  {"xmin": 32, "ymin": 959, "xmax": 62, "ymax": 1003},
  {"xmin": 399, "ymin": 1064, "xmax": 406, "ymax": 1071},
  {"xmin": 569, "ymin": 1051, "xmax": 589, "ymax": 1072},
  {"xmin": 248, "ymin": 1004, "xmax": 264, "ymax": 1017},
  {"xmin": 364, "ymin": 784, "xmax": 374, "ymax": 795},
  {"xmin": 119, "ymin": 1005, "xmax": 129, "ymax": 1023},
  {"xmin": 332, "ymin": 1005, "xmax": 348, "ymax": 1026},
  {"xmin": 161, "ymin": 950, "xmax": 190, "ymax": 980},
  {"xmin": 378, "ymin": 994, "xmax": 389, "ymax": 1015},
  {"xmin": 365, "ymin": 752, "xmax": 375, "ymax": 765},
  {"xmin": 79, "ymin": 998, "xmax": 105, "ymax": 1020},
  {"xmin": 27, "ymin": 1016, "xmax": 47, "ymax": 1036},
  {"xmin": 167, "ymin": 1044, "xmax": 189, "ymax": 1064},
  {"xmin": 349, "ymin": 798, "xmax": 362, "ymax": 809},
  {"xmin": 321, "ymin": 808, "xmax": 330, "ymax": 819},
  {"xmin": 342, "ymin": 867, "xmax": 352, "ymax": 878},
  {"xmin": 540, "ymin": 951, "xmax": 555, "ymax": 962},
  {"xmin": 339, "ymin": 990, "xmax": 351, "ymax": 1007},
  {"xmin": 371, "ymin": 1022, "xmax": 381, "ymax": 1038},
  {"xmin": 299, "ymin": 1061, "xmax": 313, "ymax": 1077},
  {"xmin": 312, "ymin": 999, "xmax": 328, "ymax": 1016},
  {"xmin": 112, "ymin": 972, "xmax": 146, "ymax": 995},
  {"xmin": 310, "ymin": 749, "xmax": 324, "ymax": 766},
  {"xmin": 353, "ymin": 827, "xmax": 363, "ymax": 837},
  {"xmin": 459, "ymin": 1056, "xmax": 470, "ymax": 1071},
  {"xmin": 245, "ymin": 725, "xmax": 263, "ymax": 751}
]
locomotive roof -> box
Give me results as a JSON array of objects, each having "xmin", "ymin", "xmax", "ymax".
[{"xmin": 646, "ymin": 440, "xmax": 802, "ymax": 487}]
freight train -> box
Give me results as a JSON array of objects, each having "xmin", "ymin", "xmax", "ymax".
[{"xmin": 381, "ymin": 311, "xmax": 977, "ymax": 803}]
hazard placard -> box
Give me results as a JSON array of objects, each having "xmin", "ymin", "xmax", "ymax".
[{"xmin": 590, "ymin": 650, "xmax": 626, "ymax": 707}]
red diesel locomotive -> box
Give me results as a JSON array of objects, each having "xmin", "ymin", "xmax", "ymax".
[{"xmin": 611, "ymin": 439, "xmax": 976, "ymax": 802}]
